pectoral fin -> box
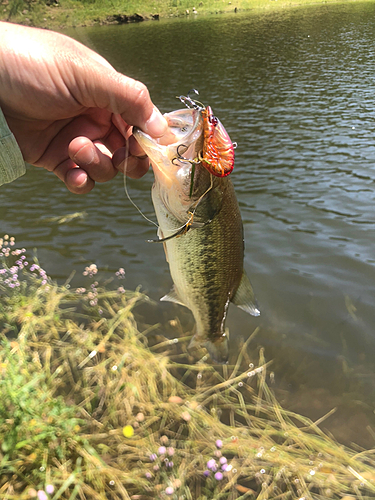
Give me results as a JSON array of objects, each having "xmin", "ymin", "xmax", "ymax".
[
  {"xmin": 160, "ymin": 286, "xmax": 187, "ymax": 308},
  {"xmin": 231, "ymin": 272, "xmax": 260, "ymax": 317}
]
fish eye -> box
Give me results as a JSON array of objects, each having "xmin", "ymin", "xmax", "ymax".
[{"xmin": 209, "ymin": 115, "xmax": 219, "ymax": 127}]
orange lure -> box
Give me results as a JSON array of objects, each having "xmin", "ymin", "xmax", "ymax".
[{"xmin": 200, "ymin": 106, "xmax": 235, "ymax": 177}]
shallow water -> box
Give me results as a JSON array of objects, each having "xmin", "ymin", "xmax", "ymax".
[{"xmin": 3, "ymin": 2, "xmax": 375, "ymax": 446}]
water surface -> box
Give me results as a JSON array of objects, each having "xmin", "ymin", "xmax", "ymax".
[{"xmin": 3, "ymin": 2, "xmax": 375, "ymax": 445}]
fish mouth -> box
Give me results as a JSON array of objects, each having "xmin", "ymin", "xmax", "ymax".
[{"xmin": 133, "ymin": 108, "xmax": 203, "ymax": 186}]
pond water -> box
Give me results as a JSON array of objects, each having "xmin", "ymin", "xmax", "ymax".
[{"xmin": 3, "ymin": 1, "xmax": 375, "ymax": 446}]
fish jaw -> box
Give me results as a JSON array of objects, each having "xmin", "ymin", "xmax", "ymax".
[{"xmin": 133, "ymin": 108, "xmax": 203, "ymax": 190}]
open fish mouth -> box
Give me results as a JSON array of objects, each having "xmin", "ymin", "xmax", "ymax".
[{"xmin": 133, "ymin": 108, "xmax": 203, "ymax": 184}]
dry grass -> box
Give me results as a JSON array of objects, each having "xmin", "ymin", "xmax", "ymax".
[{"xmin": 1, "ymin": 240, "xmax": 375, "ymax": 499}]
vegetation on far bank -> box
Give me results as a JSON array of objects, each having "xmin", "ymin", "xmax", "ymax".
[
  {"xmin": 2, "ymin": 235, "xmax": 375, "ymax": 499},
  {"xmin": 0, "ymin": 0, "xmax": 367, "ymax": 30}
]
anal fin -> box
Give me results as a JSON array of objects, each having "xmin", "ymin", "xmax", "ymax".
[
  {"xmin": 231, "ymin": 272, "xmax": 260, "ymax": 316},
  {"xmin": 160, "ymin": 285, "xmax": 187, "ymax": 308}
]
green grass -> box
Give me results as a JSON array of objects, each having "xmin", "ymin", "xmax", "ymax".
[
  {"xmin": 0, "ymin": 0, "xmax": 368, "ymax": 29},
  {"xmin": 2, "ymin": 236, "xmax": 375, "ymax": 499}
]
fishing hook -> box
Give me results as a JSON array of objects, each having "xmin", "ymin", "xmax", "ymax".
[
  {"xmin": 172, "ymin": 144, "xmax": 200, "ymax": 166},
  {"xmin": 177, "ymin": 88, "xmax": 205, "ymax": 110}
]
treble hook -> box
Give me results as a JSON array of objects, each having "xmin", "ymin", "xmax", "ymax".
[
  {"xmin": 172, "ymin": 144, "xmax": 200, "ymax": 166},
  {"xmin": 177, "ymin": 88, "xmax": 205, "ymax": 110}
]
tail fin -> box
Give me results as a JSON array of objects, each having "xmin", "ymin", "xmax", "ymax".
[{"xmin": 189, "ymin": 334, "xmax": 229, "ymax": 364}]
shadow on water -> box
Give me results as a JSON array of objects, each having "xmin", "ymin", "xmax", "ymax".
[{"xmin": 3, "ymin": 1, "xmax": 375, "ymax": 447}]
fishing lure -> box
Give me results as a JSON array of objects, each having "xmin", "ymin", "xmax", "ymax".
[
  {"xmin": 177, "ymin": 90, "xmax": 235, "ymax": 178},
  {"xmin": 200, "ymin": 105, "xmax": 235, "ymax": 178}
]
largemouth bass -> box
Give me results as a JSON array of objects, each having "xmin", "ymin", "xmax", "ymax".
[{"xmin": 134, "ymin": 102, "xmax": 259, "ymax": 363}]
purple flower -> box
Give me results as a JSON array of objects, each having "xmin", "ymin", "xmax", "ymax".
[
  {"xmin": 37, "ymin": 491, "xmax": 48, "ymax": 500},
  {"xmin": 203, "ymin": 470, "xmax": 210, "ymax": 477},
  {"xmin": 219, "ymin": 457, "xmax": 227, "ymax": 465},
  {"xmin": 165, "ymin": 486, "xmax": 174, "ymax": 495},
  {"xmin": 214, "ymin": 472, "xmax": 223, "ymax": 481},
  {"xmin": 167, "ymin": 461, "xmax": 174, "ymax": 467},
  {"xmin": 149, "ymin": 453, "xmax": 157, "ymax": 462},
  {"xmin": 158, "ymin": 446, "xmax": 166, "ymax": 455},
  {"xmin": 45, "ymin": 485, "xmax": 54, "ymax": 494},
  {"xmin": 215, "ymin": 439, "xmax": 223, "ymax": 448},
  {"xmin": 221, "ymin": 463, "xmax": 228, "ymax": 471},
  {"xmin": 207, "ymin": 459, "xmax": 216, "ymax": 470},
  {"xmin": 145, "ymin": 472, "xmax": 152, "ymax": 479}
]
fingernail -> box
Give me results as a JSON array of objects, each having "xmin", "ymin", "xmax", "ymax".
[
  {"xmin": 75, "ymin": 170, "xmax": 88, "ymax": 188},
  {"xmin": 144, "ymin": 108, "xmax": 168, "ymax": 138}
]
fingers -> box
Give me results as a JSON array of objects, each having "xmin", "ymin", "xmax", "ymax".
[
  {"xmin": 53, "ymin": 136, "xmax": 149, "ymax": 193},
  {"xmin": 112, "ymin": 148, "xmax": 150, "ymax": 179},
  {"xmin": 69, "ymin": 136, "xmax": 117, "ymax": 183},
  {"xmin": 52, "ymin": 136, "xmax": 116, "ymax": 194},
  {"xmin": 65, "ymin": 168, "xmax": 95, "ymax": 194}
]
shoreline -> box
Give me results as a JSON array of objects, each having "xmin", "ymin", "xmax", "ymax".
[{"xmin": 0, "ymin": 0, "xmax": 367, "ymax": 30}]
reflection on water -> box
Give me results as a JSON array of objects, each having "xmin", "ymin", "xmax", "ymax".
[{"xmin": 3, "ymin": 2, "xmax": 375, "ymax": 446}]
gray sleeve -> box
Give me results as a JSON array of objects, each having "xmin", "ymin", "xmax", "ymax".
[{"xmin": 0, "ymin": 109, "xmax": 26, "ymax": 187}]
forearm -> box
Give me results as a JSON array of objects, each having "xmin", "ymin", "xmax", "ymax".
[{"xmin": 0, "ymin": 108, "xmax": 25, "ymax": 186}]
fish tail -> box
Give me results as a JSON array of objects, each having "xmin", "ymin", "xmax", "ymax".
[
  {"xmin": 205, "ymin": 337, "xmax": 229, "ymax": 364},
  {"xmin": 189, "ymin": 334, "xmax": 229, "ymax": 364}
]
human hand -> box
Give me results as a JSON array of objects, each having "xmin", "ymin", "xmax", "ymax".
[{"xmin": 0, "ymin": 22, "xmax": 167, "ymax": 193}]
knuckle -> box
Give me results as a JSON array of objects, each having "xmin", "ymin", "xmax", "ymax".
[{"xmin": 132, "ymin": 80, "xmax": 150, "ymax": 109}]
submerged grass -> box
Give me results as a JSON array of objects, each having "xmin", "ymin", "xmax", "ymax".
[{"xmin": 1, "ymin": 237, "xmax": 375, "ymax": 499}]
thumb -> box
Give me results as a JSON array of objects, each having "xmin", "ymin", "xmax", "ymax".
[{"xmin": 70, "ymin": 61, "xmax": 167, "ymax": 137}]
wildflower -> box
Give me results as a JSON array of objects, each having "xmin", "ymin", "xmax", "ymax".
[
  {"xmin": 203, "ymin": 470, "xmax": 210, "ymax": 477},
  {"xmin": 145, "ymin": 472, "xmax": 152, "ymax": 479},
  {"xmin": 83, "ymin": 264, "xmax": 98, "ymax": 277},
  {"xmin": 219, "ymin": 457, "xmax": 227, "ymax": 465},
  {"xmin": 115, "ymin": 267, "xmax": 125, "ymax": 278},
  {"xmin": 207, "ymin": 459, "xmax": 217, "ymax": 470},
  {"xmin": 215, "ymin": 439, "xmax": 223, "ymax": 448},
  {"xmin": 214, "ymin": 472, "xmax": 223, "ymax": 481},
  {"xmin": 165, "ymin": 486, "xmax": 174, "ymax": 495},
  {"xmin": 167, "ymin": 447, "xmax": 174, "ymax": 456},
  {"xmin": 167, "ymin": 461, "xmax": 174, "ymax": 467},
  {"xmin": 117, "ymin": 286, "xmax": 125, "ymax": 294},
  {"xmin": 158, "ymin": 446, "xmax": 166, "ymax": 455},
  {"xmin": 37, "ymin": 491, "xmax": 48, "ymax": 500},
  {"xmin": 149, "ymin": 453, "xmax": 157, "ymax": 461},
  {"xmin": 221, "ymin": 463, "xmax": 228, "ymax": 471},
  {"xmin": 168, "ymin": 395, "xmax": 183, "ymax": 404},
  {"xmin": 181, "ymin": 411, "xmax": 191, "ymax": 422},
  {"xmin": 122, "ymin": 425, "xmax": 134, "ymax": 438},
  {"xmin": 45, "ymin": 485, "xmax": 54, "ymax": 494}
]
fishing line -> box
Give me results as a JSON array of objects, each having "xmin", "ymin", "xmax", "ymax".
[
  {"xmin": 147, "ymin": 173, "xmax": 214, "ymax": 243},
  {"xmin": 122, "ymin": 140, "xmax": 159, "ymax": 228}
]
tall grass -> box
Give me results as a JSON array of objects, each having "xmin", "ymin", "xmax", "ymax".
[{"xmin": 1, "ymin": 236, "xmax": 375, "ymax": 499}]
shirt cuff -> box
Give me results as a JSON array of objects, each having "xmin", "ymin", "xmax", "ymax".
[{"xmin": 0, "ymin": 109, "xmax": 26, "ymax": 187}]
